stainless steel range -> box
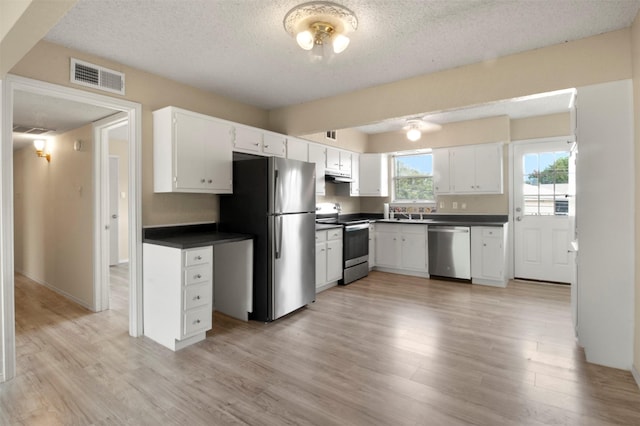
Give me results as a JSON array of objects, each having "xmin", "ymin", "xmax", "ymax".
[{"xmin": 316, "ymin": 203, "xmax": 369, "ymax": 285}]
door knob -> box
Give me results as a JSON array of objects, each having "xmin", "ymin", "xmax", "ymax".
[{"xmin": 516, "ymin": 216, "xmax": 522, "ymax": 222}]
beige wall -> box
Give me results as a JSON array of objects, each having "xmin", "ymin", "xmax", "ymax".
[
  {"xmin": 511, "ymin": 112, "xmax": 572, "ymax": 141},
  {"xmin": 269, "ymin": 29, "xmax": 632, "ymax": 136},
  {"xmin": 10, "ymin": 40, "xmax": 269, "ymax": 226},
  {"xmin": 13, "ymin": 124, "xmax": 94, "ymax": 307},
  {"xmin": 109, "ymin": 138, "xmax": 129, "ymax": 262},
  {"xmin": 315, "ymin": 183, "xmax": 361, "ymax": 214},
  {"xmin": 631, "ymin": 13, "xmax": 640, "ymax": 378},
  {"xmin": 302, "ymin": 128, "xmax": 368, "ymax": 153}
]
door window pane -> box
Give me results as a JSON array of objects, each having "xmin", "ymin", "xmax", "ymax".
[{"xmin": 522, "ymin": 151, "xmax": 570, "ymax": 216}]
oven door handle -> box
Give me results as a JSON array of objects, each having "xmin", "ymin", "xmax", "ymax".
[{"xmin": 344, "ymin": 223, "xmax": 370, "ymax": 231}]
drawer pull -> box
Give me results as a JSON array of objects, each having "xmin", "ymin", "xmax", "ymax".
[
  {"xmin": 194, "ymin": 295, "xmax": 201, "ymax": 300},
  {"xmin": 195, "ymin": 255, "xmax": 202, "ymax": 260},
  {"xmin": 195, "ymin": 274, "xmax": 202, "ymax": 279},
  {"xmin": 194, "ymin": 319, "xmax": 201, "ymax": 325}
]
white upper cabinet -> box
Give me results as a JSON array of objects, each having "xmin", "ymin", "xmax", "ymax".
[
  {"xmin": 326, "ymin": 147, "xmax": 341, "ymax": 172},
  {"xmin": 153, "ymin": 106, "xmax": 233, "ymax": 194},
  {"xmin": 432, "ymin": 148, "xmax": 451, "ymax": 195},
  {"xmin": 325, "ymin": 147, "xmax": 352, "ymax": 177},
  {"xmin": 447, "ymin": 143, "xmax": 503, "ymax": 194},
  {"xmin": 350, "ymin": 153, "xmax": 360, "ymax": 196},
  {"xmin": 262, "ymin": 132, "xmax": 286, "ymax": 157},
  {"xmin": 233, "ymin": 126, "xmax": 285, "ymax": 157},
  {"xmin": 308, "ymin": 144, "xmax": 326, "ymax": 196},
  {"xmin": 286, "ymin": 137, "xmax": 309, "ymax": 162},
  {"xmin": 359, "ymin": 153, "xmax": 388, "ymax": 196}
]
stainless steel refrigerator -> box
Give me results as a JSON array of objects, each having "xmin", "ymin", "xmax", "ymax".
[{"xmin": 220, "ymin": 156, "xmax": 316, "ymax": 322}]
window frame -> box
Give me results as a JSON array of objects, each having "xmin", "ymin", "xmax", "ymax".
[{"xmin": 392, "ymin": 151, "xmax": 435, "ymax": 203}]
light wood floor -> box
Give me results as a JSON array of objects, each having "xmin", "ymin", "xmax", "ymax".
[{"xmin": 2, "ymin": 270, "xmax": 639, "ymax": 425}]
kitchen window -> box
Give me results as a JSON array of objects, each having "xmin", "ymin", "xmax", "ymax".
[{"xmin": 393, "ymin": 152, "xmax": 434, "ymax": 201}]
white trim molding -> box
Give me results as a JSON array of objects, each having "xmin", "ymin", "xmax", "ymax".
[
  {"xmin": 1, "ymin": 75, "xmax": 143, "ymax": 382},
  {"xmin": 632, "ymin": 365, "xmax": 640, "ymax": 391}
]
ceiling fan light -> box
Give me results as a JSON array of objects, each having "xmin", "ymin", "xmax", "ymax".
[
  {"xmin": 296, "ymin": 30, "xmax": 314, "ymax": 50},
  {"xmin": 407, "ymin": 128, "xmax": 422, "ymax": 141},
  {"xmin": 332, "ymin": 34, "xmax": 350, "ymax": 53}
]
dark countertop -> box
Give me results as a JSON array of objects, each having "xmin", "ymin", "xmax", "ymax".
[
  {"xmin": 143, "ymin": 223, "xmax": 252, "ymax": 249},
  {"xmin": 374, "ymin": 214, "xmax": 508, "ymax": 227}
]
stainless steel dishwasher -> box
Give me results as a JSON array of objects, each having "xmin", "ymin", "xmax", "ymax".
[{"xmin": 428, "ymin": 226, "xmax": 471, "ymax": 280}]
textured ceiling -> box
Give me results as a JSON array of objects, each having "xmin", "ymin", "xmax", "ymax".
[
  {"xmin": 44, "ymin": 0, "xmax": 640, "ymax": 110},
  {"xmin": 12, "ymin": 0, "xmax": 638, "ymax": 145}
]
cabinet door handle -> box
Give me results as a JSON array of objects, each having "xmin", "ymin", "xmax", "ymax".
[
  {"xmin": 253, "ymin": 142, "xmax": 260, "ymax": 146},
  {"xmin": 264, "ymin": 144, "xmax": 269, "ymax": 148},
  {"xmin": 208, "ymin": 179, "xmax": 212, "ymax": 183},
  {"xmin": 201, "ymin": 178, "xmax": 205, "ymax": 183},
  {"xmin": 195, "ymin": 274, "xmax": 202, "ymax": 279},
  {"xmin": 194, "ymin": 295, "xmax": 201, "ymax": 300},
  {"xmin": 194, "ymin": 319, "xmax": 201, "ymax": 325},
  {"xmin": 327, "ymin": 247, "xmax": 332, "ymax": 250},
  {"xmin": 195, "ymin": 255, "xmax": 202, "ymax": 260}
]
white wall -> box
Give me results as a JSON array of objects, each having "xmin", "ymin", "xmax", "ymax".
[{"xmin": 576, "ymin": 80, "xmax": 635, "ymax": 369}]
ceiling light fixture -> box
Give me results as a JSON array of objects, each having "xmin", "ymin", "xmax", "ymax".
[
  {"xmin": 404, "ymin": 119, "xmax": 442, "ymax": 141},
  {"xmin": 284, "ymin": 1, "xmax": 358, "ymax": 60}
]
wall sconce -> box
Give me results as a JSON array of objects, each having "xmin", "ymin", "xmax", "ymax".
[{"xmin": 34, "ymin": 139, "xmax": 51, "ymax": 162}]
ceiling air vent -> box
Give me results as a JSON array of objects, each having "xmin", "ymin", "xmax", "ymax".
[
  {"xmin": 326, "ymin": 130, "xmax": 337, "ymax": 141},
  {"xmin": 70, "ymin": 58, "xmax": 125, "ymax": 95},
  {"xmin": 13, "ymin": 125, "xmax": 54, "ymax": 135}
]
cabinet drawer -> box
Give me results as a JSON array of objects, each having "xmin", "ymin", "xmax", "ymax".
[
  {"xmin": 184, "ymin": 247, "xmax": 212, "ymax": 266},
  {"xmin": 183, "ymin": 306, "xmax": 212, "ymax": 336},
  {"xmin": 315, "ymin": 231, "xmax": 327, "ymax": 243},
  {"xmin": 328, "ymin": 228, "xmax": 343, "ymax": 241},
  {"xmin": 482, "ymin": 228, "xmax": 501, "ymax": 237},
  {"xmin": 184, "ymin": 265, "xmax": 211, "ymax": 285},
  {"xmin": 184, "ymin": 282, "xmax": 212, "ymax": 310}
]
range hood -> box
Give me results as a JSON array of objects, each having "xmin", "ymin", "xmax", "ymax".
[
  {"xmin": 325, "ymin": 168, "xmax": 353, "ymax": 183},
  {"xmin": 325, "ymin": 174, "xmax": 353, "ymax": 184}
]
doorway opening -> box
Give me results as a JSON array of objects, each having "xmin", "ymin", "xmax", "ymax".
[{"xmin": 1, "ymin": 75, "xmax": 142, "ymax": 382}]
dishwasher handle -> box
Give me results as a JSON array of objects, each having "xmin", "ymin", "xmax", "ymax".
[{"xmin": 428, "ymin": 226, "xmax": 470, "ymax": 233}]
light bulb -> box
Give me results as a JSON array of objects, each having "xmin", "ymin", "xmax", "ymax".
[
  {"xmin": 406, "ymin": 128, "xmax": 422, "ymax": 142},
  {"xmin": 296, "ymin": 30, "xmax": 314, "ymax": 50},
  {"xmin": 332, "ymin": 34, "xmax": 350, "ymax": 53},
  {"xmin": 34, "ymin": 139, "xmax": 45, "ymax": 151}
]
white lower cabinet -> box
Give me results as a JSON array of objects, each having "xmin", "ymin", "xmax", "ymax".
[
  {"xmin": 143, "ymin": 240, "xmax": 253, "ymax": 351},
  {"xmin": 315, "ymin": 228, "xmax": 343, "ymax": 291},
  {"xmin": 374, "ymin": 223, "xmax": 428, "ymax": 277},
  {"xmin": 143, "ymin": 244, "xmax": 213, "ymax": 351},
  {"xmin": 471, "ymin": 226, "xmax": 507, "ymax": 287}
]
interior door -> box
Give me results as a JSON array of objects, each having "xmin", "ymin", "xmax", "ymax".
[
  {"xmin": 513, "ymin": 140, "xmax": 574, "ymax": 283},
  {"xmin": 109, "ymin": 156, "xmax": 119, "ymax": 266}
]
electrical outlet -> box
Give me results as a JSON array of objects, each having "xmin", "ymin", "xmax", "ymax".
[
  {"xmin": 461, "ymin": 202, "xmax": 467, "ymax": 210},
  {"xmin": 439, "ymin": 201, "xmax": 444, "ymax": 209},
  {"xmin": 452, "ymin": 201, "xmax": 458, "ymax": 209}
]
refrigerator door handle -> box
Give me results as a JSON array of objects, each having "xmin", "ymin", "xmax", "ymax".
[
  {"xmin": 275, "ymin": 215, "xmax": 283, "ymax": 259},
  {"xmin": 273, "ymin": 168, "xmax": 280, "ymax": 213}
]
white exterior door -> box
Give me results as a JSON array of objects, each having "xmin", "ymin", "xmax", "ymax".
[
  {"xmin": 109, "ymin": 156, "xmax": 119, "ymax": 266},
  {"xmin": 513, "ymin": 139, "xmax": 573, "ymax": 283}
]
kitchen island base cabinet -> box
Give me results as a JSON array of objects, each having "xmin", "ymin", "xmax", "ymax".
[
  {"xmin": 143, "ymin": 244, "xmax": 213, "ymax": 351},
  {"xmin": 471, "ymin": 226, "xmax": 507, "ymax": 287}
]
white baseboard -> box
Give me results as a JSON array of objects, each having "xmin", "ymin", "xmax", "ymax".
[
  {"xmin": 632, "ymin": 365, "xmax": 640, "ymax": 390},
  {"xmin": 19, "ymin": 273, "xmax": 93, "ymax": 311}
]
